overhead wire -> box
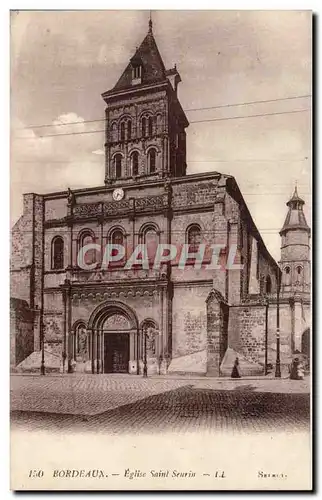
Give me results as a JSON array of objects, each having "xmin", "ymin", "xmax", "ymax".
[
  {"xmin": 14, "ymin": 108, "xmax": 310, "ymax": 140},
  {"xmin": 15, "ymin": 94, "xmax": 311, "ymax": 132}
]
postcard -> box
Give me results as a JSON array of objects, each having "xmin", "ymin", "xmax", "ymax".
[{"xmin": 10, "ymin": 10, "xmax": 312, "ymax": 491}]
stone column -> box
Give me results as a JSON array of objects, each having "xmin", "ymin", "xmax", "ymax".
[
  {"xmin": 160, "ymin": 287, "xmax": 164, "ymax": 356},
  {"xmin": 91, "ymin": 329, "xmax": 95, "ymax": 374},
  {"xmin": 96, "ymin": 329, "xmax": 100, "ymax": 374},
  {"xmin": 66, "ymin": 282, "xmax": 72, "ymax": 368},
  {"xmin": 33, "ymin": 308, "xmax": 41, "ymax": 351},
  {"xmin": 294, "ymin": 299, "xmax": 303, "ymax": 352},
  {"xmin": 62, "ymin": 287, "xmax": 67, "ymax": 372},
  {"xmin": 289, "ymin": 297, "xmax": 295, "ymax": 352},
  {"xmin": 100, "ymin": 328, "xmax": 104, "ymax": 373},
  {"xmin": 206, "ymin": 290, "xmax": 224, "ymax": 376}
]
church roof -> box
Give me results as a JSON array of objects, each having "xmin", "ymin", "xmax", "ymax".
[
  {"xmin": 280, "ymin": 186, "xmax": 310, "ymax": 235},
  {"xmin": 111, "ymin": 20, "xmax": 167, "ymax": 92},
  {"xmin": 286, "ymin": 185, "xmax": 305, "ymax": 207}
]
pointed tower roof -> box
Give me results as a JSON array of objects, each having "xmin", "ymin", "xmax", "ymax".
[
  {"xmin": 112, "ymin": 19, "xmax": 167, "ymax": 92},
  {"xmin": 286, "ymin": 185, "xmax": 305, "ymax": 207},
  {"xmin": 280, "ymin": 185, "xmax": 310, "ymax": 235}
]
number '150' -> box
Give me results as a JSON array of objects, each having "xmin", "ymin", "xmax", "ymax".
[{"xmin": 29, "ymin": 469, "xmax": 44, "ymax": 478}]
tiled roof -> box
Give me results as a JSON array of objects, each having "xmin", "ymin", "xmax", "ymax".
[
  {"xmin": 280, "ymin": 187, "xmax": 310, "ymax": 234},
  {"xmin": 112, "ymin": 24, "xmax": 167, "ymax": 91},
  {"xmin": 286, "ymin": 185, "xmax": 305, "ymax": 207}
]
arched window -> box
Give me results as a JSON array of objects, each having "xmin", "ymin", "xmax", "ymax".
[
  {"xmin": 187, "ymin": 224, "xmax": 201, "ymax": 253},
  {"xmin": 74, "ymin": 323, "xmax": 88, "ymax": 360},
  {"xmin": 127, "ymin": 120, "xmax": 132, "ymax": 140},
  {"xmin": 140, "ymin": 225, "xmax": 159, "ymax": 265},
  {"xmin": 284, "ymin": 266, "xmax": 291, "ymax": 286},
  {"xmin": 111, "ymin": 229, "xmax": 124, "ymax": 246},
  {"xmin": 114, "ymin": 154, "xmax": 122, "ymax": 178},
  {"xmin": 266, "ymin": 275, "xmax": 272, "ymax": 294},
  {"xmin": 51, "ymin": 236, "xmax": 64, "ymax": 270},
  {"xmin": 111, "ymin": 122, "xmax": 117, "ymax": 142},
  {"xmin": 79, "ymin": 231, "xmax": 97, "ymax": 267},
  {"xmin": 148, "ymin": 149, "xmax": 157, "ymax": 173},
  {"xmin": 148, "ymin": 116, "xmax": 153, "ymax": 137},
  {"xmin": 142, "ymin": 320, "xmax": 159, "ymax": 358},
  {"xmin": 156, "ymin": 114, "xmax": 162, "ymax": 133},
  {"xmin": 296, "ymin": 266, "xmax": 303, "ymax": 284},
  {"xmin": 120, "ymin": 122, "xmax": 125, "ymax": 141},
  {"xmin": 109, "ymin": 228, "xmax": 126, "ymax": 265},
  {"xmin": 131, "ymin": 151, "xmax": 139, "ymax": 176},
  {"xmin": 142, "ymin": 117, "xmax": 147, "ymax": 138}
]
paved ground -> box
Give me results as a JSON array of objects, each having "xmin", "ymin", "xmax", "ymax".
[{"xmin": 10, "ymin": 374, "xmax": 310, "ymax": 435}]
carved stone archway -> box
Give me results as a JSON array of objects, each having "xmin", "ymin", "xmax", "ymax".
[
  {"xmin": 87, "ymin": 300, "xmax": 139, "ymax": 374},
  {"xmin": 88, "ymin": 300, "xmax": 138, "ymax": 331}
]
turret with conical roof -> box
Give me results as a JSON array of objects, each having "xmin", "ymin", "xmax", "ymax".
[
  {"xmin": 280, "ymin": 185, "xmax": 310, "ymax": 235},
  {"xmin": 279, "ymin": 185, "xmax": 310, "ymax": 294},
  {"xmin": 102, "ymin": 19, "xmax": 188, "ymax": 184}
]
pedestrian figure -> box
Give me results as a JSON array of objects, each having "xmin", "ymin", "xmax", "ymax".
[
  {"xmin": 297, "ymin": 360, "xmax": 305, "ymax": 380},
  {"xmin": 290, "ymin": 357, "xmax": 303, "ymax": 380},
  {"xmin": 231, "ymin": 357, "xmax": 241, "ymax": 378},
  {"xmin": 71, "ymin": 358, "xmax": 77, "ymax": 373}
]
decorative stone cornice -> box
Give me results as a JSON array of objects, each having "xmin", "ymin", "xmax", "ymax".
[{"xmin": 71, "ymin": 287, "xmax": 159, "ymax": 302}]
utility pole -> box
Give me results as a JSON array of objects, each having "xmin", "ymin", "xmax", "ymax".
[
  {"xmin": 275, "ymin": 269, "xmax": 281, "ymax": 378},
  {"xmin": 143, "ymin": 326, "xmax": 148, "ymax": 378},
  {"xmin": 40, "ymin": 312, "xmax": 45, "ymax": 375},
  {"xmin": 264, "ymin": 297, "xmax": 269, "ymax": 375}
]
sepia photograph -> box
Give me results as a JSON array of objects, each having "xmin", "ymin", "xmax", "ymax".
[{"xmin": 10, "ymin": 9, "xmax": 312, "ymax": 491}]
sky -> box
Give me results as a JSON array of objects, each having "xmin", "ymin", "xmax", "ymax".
[{"xmin": 10, "ymin": 10, "xmax": 311, "ymax": 261}]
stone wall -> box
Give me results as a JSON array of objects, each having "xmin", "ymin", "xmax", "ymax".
[
  {"xmin": 172, "ymin": 284, "xmax": 210, "ymax": 358},
  {"xmin": 11, "ymin": 268, "xmax": 31, "ymax": 304},
  {"xmin": 12, "ymin": 172, "xmax": 306, "ymax": 376},
  {"xmin": 10, "ymin": 298, "xmax": 34, "ymax": 367},
  {"xmin": 206, "ymin": 290, "xmax": 228, "ymax": 376},
  {"xmin": 227, "ymin": 295, "xmax": 310, "ymax": 372},
  {"xmin": 238, "ymin": 304, "xmax": 266, "ymax": 363}
]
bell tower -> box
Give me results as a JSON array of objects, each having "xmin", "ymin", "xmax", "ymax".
[
  {"xmin": 101, "ymin": 19, "xmax": 189, "ymax": 184},
  {"xmin": 279, "ymin": 185, "xmax": 311, "ymax": 294}
]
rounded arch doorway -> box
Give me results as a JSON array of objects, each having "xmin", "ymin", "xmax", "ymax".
[{"xmin": 88, "ymin": 301, "xmax": 139, "ymax": 374}]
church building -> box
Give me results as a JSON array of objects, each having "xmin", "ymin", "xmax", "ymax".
[{"xmin": 10, "ymin": 21, "xmax": 311, "ymax": 376}]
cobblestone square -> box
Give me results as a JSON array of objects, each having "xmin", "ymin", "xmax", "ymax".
[{"xmin": 10, "ymin": 374, "xmax": 310, "ymax": 435}]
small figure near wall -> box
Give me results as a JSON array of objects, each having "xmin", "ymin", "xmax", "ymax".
[
  {"xmin": 290, "ymin": 357, "xmax": 304, "ymax": 380},
  {"xmin": 68, "ymin": 358, "xmax": 77, "ymax": 373},
  {"xmin": 231, "ymin": 357, "xmax": 241, "ymax": 378}
]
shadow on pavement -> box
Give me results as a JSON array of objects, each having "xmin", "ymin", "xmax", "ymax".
[
  {"xmin": 231, "ymin": 384, "xmax": 256, "ymax": 392},
  {"xmin": 10, "ymin": 385, "xmax": 310, "ymax": 436}
]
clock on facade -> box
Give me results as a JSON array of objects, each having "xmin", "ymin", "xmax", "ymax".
[{"xmin": 112, "ymin": 188, "xmax": 124, "ymax": 201}]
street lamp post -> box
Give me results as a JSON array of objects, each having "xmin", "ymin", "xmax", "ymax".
[
  {"xmin": 136, "ymin": 326, "xmax": 140, "ymax": 375},
  {"xmin": 275, "ymin": 269, "xmax": 281, "ymax": 378},
  {"xmin": 61, "ymin": 279, "xmax": 69, "ymax": 374},
  {"xmin": 40, "ymin": 312, "xmax": 45, "ymax": 376},
  {"xmin": 264, "ymin": 297, "xmax": 269, "ymax": 375},
  {"xmin": 62, "ymin": 351, "xmax": 66, "ymax": 374},
  {"xmin": 143, "ymin": 327, "xmax": 148, "ymax": 378}
]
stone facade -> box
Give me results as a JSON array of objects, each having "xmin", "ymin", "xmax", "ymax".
[
  {"xmin": 10, "ymin": 22, "xmax": 311, "ymax": 376},
  {"xmin": 10, "ymin": 298, "xmax": 34, "ymax": 368}
]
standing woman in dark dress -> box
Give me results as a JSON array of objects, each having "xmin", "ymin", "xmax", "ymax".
[
  {"xmin": 231, "ymin": 357, "xmax": 241, "ymax": 378},
  {"xmin": 290, "ymin": 357, "xmax": 302, "ymax": 380}
]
